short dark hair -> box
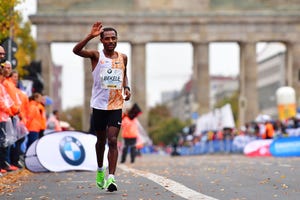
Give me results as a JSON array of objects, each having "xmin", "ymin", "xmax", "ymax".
[{"xmin": 100, "ymin": 27, "xmax": 118, "ymax": 39}]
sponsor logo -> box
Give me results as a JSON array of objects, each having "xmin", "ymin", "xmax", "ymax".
[{"xmin": 59, "ymin": 136, "xmax": 85, "ymax": 166}]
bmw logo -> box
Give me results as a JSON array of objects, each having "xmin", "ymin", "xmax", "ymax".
[{"xmin": 59, "ymin": 136, "xmax": 85, "ymax": 166}]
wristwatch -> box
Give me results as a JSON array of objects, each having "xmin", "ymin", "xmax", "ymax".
[{"xmin": 124, "ymin": 86, "xmax": 130, "ymax": 91}]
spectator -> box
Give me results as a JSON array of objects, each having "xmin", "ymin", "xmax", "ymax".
[
  {"xmin": 26, "ymin": 92, "xmax": 43, "ymax": 149},
  {"xmin": 8, "ymin": 70, "xmax": 29, "ymax": 168},
  {"xmin": 262, "ymin": 120, "xmax": 274, "ymax": 139},
  {"xmin": 38, "ymin": 96, "xmax": 47, "ymax": 138},
  {"xmin": 47, "ymin": 110, "xmax": 62, "ymax": 131},
  {"xmin": 0, "ymin": 64, "xmax": 19, "ymax": 172},
  {"xmin": 120, "ymin": 111, "xmax": 138, "ymax": 163},
  {"xmin": 2, "ymin": 61, "xmax": 22, "ymax": 171}
]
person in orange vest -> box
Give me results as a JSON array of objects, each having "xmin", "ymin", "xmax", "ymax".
[
  {"xmin": 262, "ymin": 120, "xmax": 274, "ymax": 139},
  {"xmin": 0, "ymin": 65, "xmax": 20, "ymax": 173},
  {"xmin": 2, "ymin": 61, "xmax": 22, "ymax": 171},
  {"xmin": 26, "ymin": 92, "xmax": 43, "ymax": 149},
  {"xmin": 9, "ymin": 70, "xmax": 29, "ymax": 125},
  {"xmin": 120, "ymin": 111, "xmax": 139, "ymax": 163},
  {"xmin": 2, "ymin": 61, "xmax": 22, "ymax": 110},
  {"xmin": 8, "ymin": 70, "xmax": 29, "ymax": 168},
  {"xmin": 38, "ymin": 96, "xmax": 47, "ymax": 138}
]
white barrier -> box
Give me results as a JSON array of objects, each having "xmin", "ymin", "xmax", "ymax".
[{"xmin": 25, "ymin": 131, "xmax": 108, "ymax": 172}]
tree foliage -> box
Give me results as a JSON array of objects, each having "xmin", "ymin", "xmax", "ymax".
[
  {"xmin": 60, "ymin": 106, "xmax": 83, "ymax": 131},
  {"xmin": 15, "ymin": 21, "xmax": 37, "ymax": 76},
  {"xmin": 0, "ymin": 0, "xmax": 20, "ymax": 40},
  {"xmin": 148, "ymin": 105, "xmax": 188, "ymax": 145},
  {"xmin": 0, "ymin": 0, "xmax": 37, "ymax": 77},
  {"xmin": 148, "ymin": 105, "xmax": 171, "ymax": 127}
]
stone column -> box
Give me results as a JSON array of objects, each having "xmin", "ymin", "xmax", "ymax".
[
  {"xmin": 36, "ymin": 42, "xmax": 53, "ymax": 98},
  {"xmin": 287, "ymin": 42, "xmax": 300, "ymax": 105},
  {"xmin": 131, "ymin": 42, "xmax": 148, "ymax": 129},
  {"xmin": 192, "ymin": 42, "xmax": 210, "ymax": 114},
  {"xmin": 82, "ymin": 42, "xmax": 98, "ymax": 131},
  {"xmin": 239, "ymin": 42, "xmax": 258, "ymax": 125},
  {"xmin": 285, "ymin": 42, "xmax": 293, "ymax": 87}
]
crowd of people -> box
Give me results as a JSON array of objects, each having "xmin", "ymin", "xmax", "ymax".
[
  {"xmin": 0, "ymin": 45, "xmax": 62, "ymax": 177},
  {"xmin": 171, "ymin": 116, "xmax": 299, "ymax": 155}
]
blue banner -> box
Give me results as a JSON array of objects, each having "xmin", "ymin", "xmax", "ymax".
[{"xmin": 270, "ymin": 137, "xmax": 300, "ymax": 157}]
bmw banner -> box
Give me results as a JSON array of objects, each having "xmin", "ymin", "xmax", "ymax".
[
  {"xmin": 25, "ymin": 131, "xmax": 108, "ymax": 172},
  {"xmin": 25, "ymin": 140, "xmax": 49, "ymax": 173}
]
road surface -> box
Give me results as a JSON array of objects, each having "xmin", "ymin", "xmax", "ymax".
[{"xmin": 2, "ymin": 154, "xmax": 300, "ymax": 200}]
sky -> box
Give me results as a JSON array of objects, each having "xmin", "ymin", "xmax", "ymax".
[{"xmin": 16, "ymin": 0, "xmax": 242, "ymax": 110}]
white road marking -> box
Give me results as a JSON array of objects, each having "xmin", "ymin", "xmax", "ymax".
[
  {"xmin": 279, "ymin": 164, "xmax": 292, "ymax": 167},
  {"xmin": 261, "ymin": 162, "xmax": 273, "ymax": 166},
  {"xmin": 119, "ymin": 164, "xmax": 219, "ymax": 200}
]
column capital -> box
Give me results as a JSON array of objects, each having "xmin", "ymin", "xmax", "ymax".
[
  {"xmin": 191, "ymin": 41, "xmax": 209, "ymax": 46},
  {"xmin": 130, "ymin": 41, "xmax": 147, "ymax": 45},
  {"xmin": 238, "ymin": 41, "xmax": 257, "ymax": 46},
  {"xmin": 36, "ymin": 41, "xmax": 51, "ymax": 45}
]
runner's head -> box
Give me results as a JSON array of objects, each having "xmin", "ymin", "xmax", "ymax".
[
  {"xmin": 100, "ymin": 27, "xmax": 118, "ymax": 52},
  {"xmin": 100, "ymin": 27, "xmax": 117, "ymax": 39}
]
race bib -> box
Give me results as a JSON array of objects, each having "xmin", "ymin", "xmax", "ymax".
[{"xmin": 100, "ymin": 68, "xmax": 123, "ymax": 89}]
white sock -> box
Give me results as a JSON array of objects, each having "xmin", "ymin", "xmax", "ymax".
[
  {"xmin": 108, "ymin": 174, "xmax": 115, "ymax": 179},
  {"xmin": 98, "ymin": 167, "xmax": 105, "ymax": 171}
]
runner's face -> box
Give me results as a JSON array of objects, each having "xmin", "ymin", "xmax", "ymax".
[{"xmin": 101, "ymin": 31, "xmax": 117, "ymax": 51}]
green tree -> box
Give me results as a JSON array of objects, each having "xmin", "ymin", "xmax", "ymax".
[
  {"xmin": 15, "ymin": 21, "xmax": 37, "ymax": 76},
  {"xmin": 60, "ymin": 106, "xmax": 83, "ymax": 131},
  {"xmin": 148, "ymin": 105, "xmax": 171, "ymax": 127},
  {"xmin": 0, "ymin": 0, "xmax": 20, "ymax": 40},
  {"xmin": 148, "ymin": 104, "xmax": 188, "ymax": 145},
  {"xmin": 0, "ymin": 0, "xmax": 37, "ymax": 77},
  {"xmin": 150, "ymin": 118, "xmax": 186, "ymax": 145}
]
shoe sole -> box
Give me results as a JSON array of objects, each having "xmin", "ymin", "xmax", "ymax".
[
  {"xmin": 107, "ymin": 183, "xmax": 117, "ymax": 192},
  {"xmin": 96, "ymin": 181, "xmax": 106, "ymax": 190}
]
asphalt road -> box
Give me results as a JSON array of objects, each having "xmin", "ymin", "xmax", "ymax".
[{"xmin": 3, "ymin": 154, "xmax": 300, "ymax": 200}]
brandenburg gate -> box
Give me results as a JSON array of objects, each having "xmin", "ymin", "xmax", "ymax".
[{"xmin": 30, "ymin": 0, "xmax": 300, "ymax": 130}]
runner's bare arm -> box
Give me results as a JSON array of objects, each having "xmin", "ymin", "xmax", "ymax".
[
  {"xmin": 123, "ymin": 54, "xmax": 131, "ymax": 101},
  {"xmin": 73, "ymin": 22, "xmax": 103, "ymax": 69},
  {"xmin": 72, "ymin": 35, "xmax": 97, "ymax": 58},
  {"xmin": 73, "ymin": 22, "xmax": 103, "ymax": 56}
]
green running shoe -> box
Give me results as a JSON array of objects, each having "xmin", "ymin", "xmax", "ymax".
[
  {"xmin": 106, "ymin": 177, "xmax": 117, "ymax": 192},
  {"xmin": 96, "ymin": 170, "xmax": 106, "ymax": 189}
]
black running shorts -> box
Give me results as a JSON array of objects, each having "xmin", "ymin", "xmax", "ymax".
[{"xmin": 92, "ymin": 108, "xmax": 122, "ymax": 131}]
